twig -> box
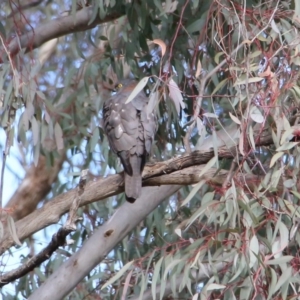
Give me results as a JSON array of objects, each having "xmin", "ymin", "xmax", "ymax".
[
  {"xmin": 184, "ymin": 42, "xmax": 245, "ymax": 152},
  {"xmin": 7, "ymin": 0, "xmax": 44, "ymax": 18},
  {"xmin": 66, "ymin": 169, "xmax": 88, "ymax": 229},
  {"xmin": 168, "ymin": 0, "xmax": 189, "ymax": 67},
  {"xmin": 0, "ymin": 225, "xmax": 73, "ymax": 287},
  {"xmin": 0, "ymin": 170, "xmax": 87, "ymax": 287},
  {"xmin": 222, "ymin": 158, "xmax": 238, "ymax": 189},
  {"xmin": 184, "ymin": 0, "xmax": 280, "ymax": 151}
]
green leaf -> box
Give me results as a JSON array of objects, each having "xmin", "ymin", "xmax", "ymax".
[
  {"xmin": 280, "ymin": 127, "xmax": 295, "ymax": 144},
  {"xmin": 88, "ymin": 0, "xmax": 99, "ymax": 24},
  {"xmin": 274, "ymin": 266, "xmax": 292, "ymax": 293},
  {"xmin": 267, "ymin": 268, "xmax": 277, "ymax": 300},
  {"xmin": 125, "ymin": 77, "xmax": 149, "ymax": 104},
  {"xmin": 199, "ymin": 155, "xmax": 217, "ymax": 177},
  {"xmin": 147, "ymin": 90, "xmax": 159, "ymax": 117},
  {"xmin": 121, "ymin": 269, "xmax": 133, "ymax": 299},
  {"xmin": 139, "ymin": 273, "xmax": 146, "ymax": 299},
  {"xmin": 54, "ymin": 122, "xmax": 64, "ymax": 150},
  {"xmin": 7, "ymin": 215, "xmax": 22, "ymax": 246},
  {"xmin": 207, "ymin": 283, "xmax": 226, "ymax": 291},
  {"xmin": 202, "ymin": 112, "xmax": 218, "ymax": 118},
  {"xmin": 229, "ymin": 112, "xmax": 241, "ymax": 125},
  {"xmin": 186, "ymin": 198, "xmax": 218, "ymax": 228},
  {"xmin": 229, "ymin": 254, "xmax": 246, "ymax": 282},
  {"xmin": 99, "ymin": 0, "xmax": 106, "ymax": 20},
  {"xmin": 278, "ymin": 222, "xmax": 289, "ymax": 251},
  {"xmin": 169, "ymin": 78, "xmax": 185, "ymax": 114},
  {"xmin": 152, "ymin": 256, "xmax": 164, "ymax": 300},
  {"xmin": 293, "ymin": 0, "xmax": 300, "ymax": 23},
  {"xmin": 160, "ymin": 270, "xmax": 167, "ymax": 300},
  {"xmin": 146, "ymin": 250, "xmax": 156, "ymax": 274},
  {"xmin": 31, "ymin": 116, "xmax": 39, "ymax": 146},
  {"xmin": 101, "ymin": 260, "xmax": 134, "ymax": 290},
  {"xmin": 181, "ymin": 179, "xmax": 205, "ymax": 206},
  {"xmin": 211, "ymin": 78, "xmax": 228, "ymax": 95},
  {"xmin": 234, "ymin": 77, "xmax": 264, "ymax": 85},
  {"xmin": 276, "ymin": 142, "xmax": 299, "ymax": 151},
  {"xmin": 250, "ymin": 106, "xmax": 264, "ymax": 123},
  {"xmin": 269, "ymin": 169, "xmax": 282, "ymax": 190},
  {"xmin": 249, "ymin": 50, "xmax": 262, "ymax": 58},
  {"xmin": 0, "ymin": 21, "xmax": 6, "ymax": 39},
  {"xmin": 153, "ymin": 0, "xmax": 164, "ymax": 14},
  {"xmin": 33, "ymin": 142, "xmax": 40, "ymax": 167},
  {"xmin": 266, "ymin": 256, "xmax": 294, "ymax": 265},
  {"xmin": 249, "ymin": 234, "xmax": 259, "ymax": 268},
  {"xmin": 292, "ymin": 86, "xmax": 300, "ymax": 97},
  {"xmin": 214, "ymin": 52, "xmax": 224, "ymax": 64},
  {"xmin": 192, "ymin": 293, "xmax": 199, "ymax": 300},
  {"xmin": 4, "ymin": 80, "xmax": 13, "ymax": 108},
  {"xmin": 270, "ymin": 152, "xmax": 284, "ymax": 168},
  {"xmin": 179, "ymin": 263, "xmax": 192, "ymax": 293},
  {"xmin": 89, "ymin": 128, "xmax": 99, "ymax": 153},
  {"xmin": 248, "ymin": 125, "xmax": 255, "ymax": 150},
  {"xmin": 99, "ymin": 35, "xmax": 108, "ymax": 40},
  {"xmin": 283, "ymin": 178, "xmax": 294, "ymax": 188},
  {"xmin": 186, "ymin": 13, "xmax": 207, "ymax": 33},
  {"xmin": 163, "ymin": 259, "xmax": 182, "ymax": 279}
]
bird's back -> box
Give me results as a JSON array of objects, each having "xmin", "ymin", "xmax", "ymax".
[{"xmin": 102, "ymin": 80, "xmax": 157, "ymax": 202}]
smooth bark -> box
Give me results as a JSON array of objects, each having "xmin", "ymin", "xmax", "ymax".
[
  {"xmin": 3, "ymin": 6, "xmax": 124, "ymax": 61},
  {"xmin": 28, "ymin": 185, "xmax": 181, "ymax": 300}
]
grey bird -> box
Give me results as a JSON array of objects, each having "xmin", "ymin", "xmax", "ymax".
[{"xmin": 102, "ymin": 79, "xmax": 157, "ymax": 203}]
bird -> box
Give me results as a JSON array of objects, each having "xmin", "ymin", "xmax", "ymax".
[{"xmin": 102, "ymin": 79, "xmax": 157, "ymax": 203}]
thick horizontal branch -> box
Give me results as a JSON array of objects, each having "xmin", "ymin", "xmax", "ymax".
[
  {"xmin": 0, "ymin": 125, "xmax": 273, "ymax": 255},
  {"xmin": 145, "ymin": 165, "xmax": 287, "ymax": 194},
  {"xmin": 3, "ymin": 6, "xmax": 124, "ymax": 61},
  {"xmin": 0, "ymin": 150, "xmax": 217, "ymax": 254}
]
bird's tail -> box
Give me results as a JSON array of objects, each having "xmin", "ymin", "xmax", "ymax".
[{"xmin": 125, "ymin": 155, "xmax": 142, "ymax": 203}]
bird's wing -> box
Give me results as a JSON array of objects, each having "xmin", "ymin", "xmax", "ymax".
[
  {"xmin": 103, "ymin": 93, "xmax": 141, "ymax": 175},
  {"xmin": 140, "ymin": 108, "xmax": 157, "ymax": 154},
  {"xmin": 102, "ymin": 81, "xmax": 157, "ymax": 202}
]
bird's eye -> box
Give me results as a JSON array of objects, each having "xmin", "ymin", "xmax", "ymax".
[
  {"xmin": 111, "ymin": 83, "xmax": 123, "ymax": 95},
  {"xmin": 115, "ymin": 83, "xmax": 123, "ymax": 90}
]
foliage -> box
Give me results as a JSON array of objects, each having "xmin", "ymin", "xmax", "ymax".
[{"xmin": 1, "ymin": 0, "xmax": 300, "ymax": 299}]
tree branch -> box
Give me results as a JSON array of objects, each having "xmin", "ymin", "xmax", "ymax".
[
  {"xmin": 28, "ymin": 185, "xmax": 181, "ymax": 300},
  {"xmin": 0, "ymin": 170, "xmax": 88, "ymax": 287},
  {"xmin": 0, "ymin": 122, "xmax": 273, "ymax": 255},
  {"xmin": 0, "ymin": 225, "xmax": 73, "ymax": 287},
  {"xmin": 2, "ymin": 6, "xmax": 124, "ymax": 62}
]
